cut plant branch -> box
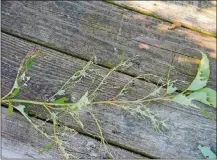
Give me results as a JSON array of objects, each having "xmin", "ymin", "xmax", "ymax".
[{"xmin": 1, "ymin": 50, "xmax": 216, "ymax": 159}]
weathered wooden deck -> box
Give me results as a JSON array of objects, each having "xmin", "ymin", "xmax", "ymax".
[{"xmin": 1, "ymin": 1, "xmax": 216, "ymax": 159}]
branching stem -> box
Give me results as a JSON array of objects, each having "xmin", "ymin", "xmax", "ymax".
[{"xmin": 1, "ymin": 95, "xmax": 173, "ymax": 108}]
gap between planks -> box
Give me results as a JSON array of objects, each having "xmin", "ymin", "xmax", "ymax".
[
  {"xmin": 1, "ymin": 106, "xmax": 146, "ymax": 159},
  {"xmin": 0, "ymin": 29, "xmax": 173, "ymax": 92},
  {"xmin": 1, "ymin": 1, "xmax": 216, "ymax": 91}
]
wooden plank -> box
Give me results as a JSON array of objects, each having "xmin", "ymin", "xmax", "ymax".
[
  {"xmin": 1, "ymin": 33, "xmax": 216, "ymax": 158},
  {"xmin": 108, "ymin": 1, "xmax": 216, "ymax": 37},
  {"xmin": 1, "ymin": 1, "xmax": 216, "ymax": 90},
  {"xmin": 1, "ymin": 107, "xmax": 143, "ymax": 159}
]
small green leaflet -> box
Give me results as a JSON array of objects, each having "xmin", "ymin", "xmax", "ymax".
[
  {"xmin": 26, "ymin": 57, "xmax": 36, "ymax": 70},
  {"xmin": 166, "ymin": 84, "xmax": 177, "ymax": 94},
  {"xmin": 196, "ymin": 88, "xmax": 216, "ymax": 108},
  {"xmin": 10, "ymin": 88, "xmax": 20, "ymax": 98},
  {"xmin": 39, "ymin": 143, "xmax": 53, "ymax": 154},
  {"xmin": 54, "ymin": 97, "xmax": 69, "ymax": 104},
  {"xmin": 9, "ymin": 80, "xmax": 20, "ymax": 98},
  {"xmin": 119, "ymin": 51, "xmax": 125, "ymax": 62},
  {"xmin": 8, "ymin": 103, "xmax": 13, "ymax": 115},
  {"xmin": 198, "ymin": 145, "xmax": 216, "ymax": 159},
  {"xmin": 187, "ymin": 52, "xmax": 210, "ymax": 91},
  {"xmin": 71, "ymin": 105, "xmax": 78, "ymax": 111},
  {"xmin": 43, "ymin": 143, "xmax": 53, "ymax": 150},
  {"xmin": 201, "ymin": 109, "xmax": 214, "ymax": 120}
]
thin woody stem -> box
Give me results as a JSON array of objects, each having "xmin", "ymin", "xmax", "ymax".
[{"xmin": 1, "ymin": 95, "xmax": 173, "ymax": 108}]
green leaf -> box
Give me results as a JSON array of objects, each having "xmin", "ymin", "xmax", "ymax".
[
  {"xmin": 54, "ymin": 97, "xmax": 69, "ymax": 104},
  {"xmin": 10, "ymin": 88, "xmax": 20, "ymax": 98},
  {"xmin": 166, "ymin": 84, "xmax": 177, "ymax": 94},
  {"xmin": 8, "ymin": 103, "xmax": 13, "ymax": 115},
  {"xmin": 39, "ymin": 143, "xmax": 53, "ymax": 154},
  {"xmin": 187, "ymin": 52, "xmax": 210, "ymax": 91},
  {"xmin": 172, "ymin": 94, "xmax": 191, "ymax": 106},
  {"xmin": 196, "ymin": 88, "xmax": 216, "ymax": 108},
  {"xmin": 188, "ymin": 92, "xmax": 210, "ymax": 106},
  {"xmin": 43, "ymin": 144, "xmax": 53, "ymax": 150},
  {"xmin": 119, "ymin": 51, "xmax": 125, "ymax": 62},
  {"xmin": 172, "ymin": 94, "xmax": 198, "ymax": 108},
  {"xmin": 26, "ymin": 57, "xmax": 36, "ymax": 70},
  {"xmin": 71, "ymin": 105, "xmax": 78, "ymax": 111},
  {"xmin": 198, "ymin": 145, "xmax": 216, "ymax": 159},
  {"xmin": 201, "ymin": 109, "xmax": 214, "ymax": 120}
]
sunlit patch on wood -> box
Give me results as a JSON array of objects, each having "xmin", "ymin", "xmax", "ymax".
[
  {"xmin": 175, "ymin": 56, "xmax": 200, "ymax": 64},
  {"xmin": 114, "ymin": 1, "xmax": 216, "ymax": 36},
  {"xmin": 138, "ymin": 43, "xmax": 150, "ymax": 49}
]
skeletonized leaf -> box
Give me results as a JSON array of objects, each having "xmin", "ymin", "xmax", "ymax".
[
  {"xmin": 20, "ymin": 72, "xmax": 26, "ymax": 80},
  {"xmin": 13, "ymin": 81, "xmax": 19, "ymax": 88},
  {"xmin": 14, "ymin": 105, "xmax": 26, "ymax": 114},
  {"xmin": 187, "ymin": 52, "xmax": 210, "ymax": 91},
  {"xmin": 75, "ymin": 91, "xmax": 90, "ymax": 109},
  {"xmin": 54, "ymin": 97, "xmax": 69, "ymax": 104},
  {"xmin": 51, "ymin": 112, "xmax": 57, "ymax": 125},
  {"xmin": 196, "ymin": 88, "xmax": 216, "ymax": 108},
  {"xmin": 188, "ymin": 92, "xmax": 210, "ymax": 106},
  {"xmin": 150, "ymin": 87, "xmax": 162, "ymax": 96},
  {"xmin": 56, "ymin": 90, "xmax": 65, "ymax": 96},
  {"xmin": 8, "ymin": 103, "xmax": 13, "ymax": 115},
  {"xmin": 166, "ymin": 84, "xmax": 177, "ymax": 94}
]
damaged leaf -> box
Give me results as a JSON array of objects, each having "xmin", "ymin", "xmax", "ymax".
[
  {"xmin": 196, "ymin": 88, "xmax": 216, "ymax": 108},
  {"xmin": 166, "ymin": 84, "xmax": 177, "ymax": 94},
  {"xmin": 187, "ymin": 52, "xmax": 210, "ymax": 91}
]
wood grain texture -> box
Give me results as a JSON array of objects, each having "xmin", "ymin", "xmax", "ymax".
[
  {"xmin": 109, "ymin": 1, "xmax": 216, "ymax": 37},
  {"xmin": 1, "ymin": 107, "xmax": 143, "ymax": 159},
  {"xmin": 1, "ymin": 1, "xmax": 216, "ymax": 90},
  {"xmin": 1, "ymin": 33, "xmax": 216, "ymax": 158}
]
